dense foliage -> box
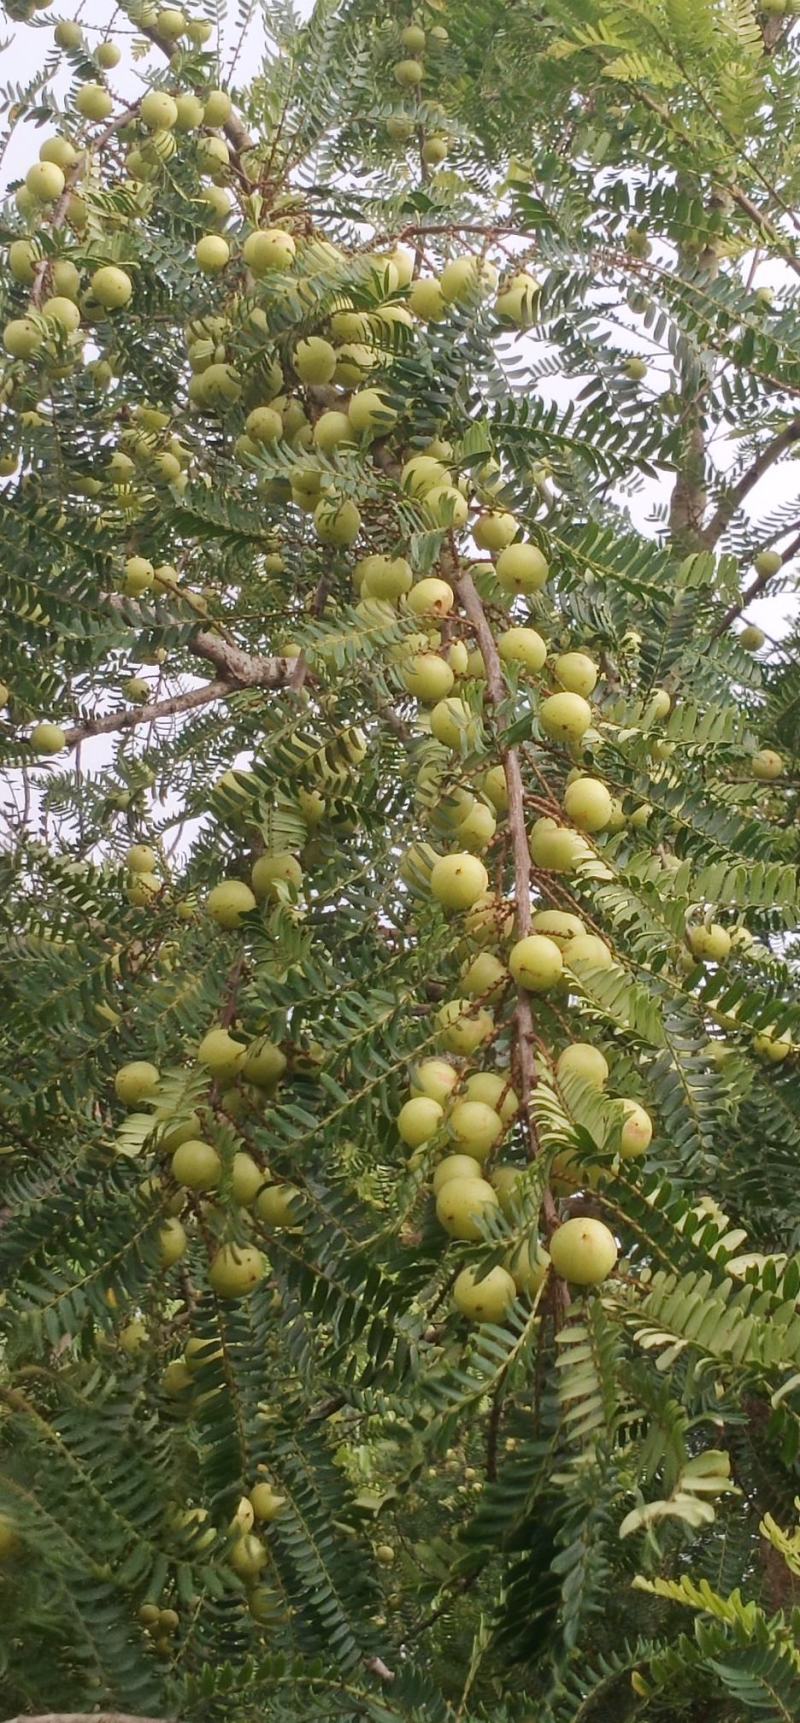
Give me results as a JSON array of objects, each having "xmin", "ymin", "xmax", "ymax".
[{"xmin": 2, "ymin": 2, "xmax": 800, "ymax": 1720}]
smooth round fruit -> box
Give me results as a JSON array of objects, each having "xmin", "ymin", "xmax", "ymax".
[
  {"xmin": 540, "ymin": 692, "xmax": 592, "ymax": 744},
  {"xmin": 158, "ymin": 1218, "xmax": 188, "ymax": 1267},
  {"xmin": 30, "ymin": 721, "xmax": 66, "ymax": 753},
  {"xmin": 397, "ymin": 1096, "xmax": 443, "ymax": 1148},
  {"xmin": 496, "ymin": 271, "xmax": 540, "ymax": 327},
  {"xmin": 96, "ymin": 41, "xmax": 121, "ymax": 69},
  {"xmin": 204, "ymin": 87, "xmax": 231, "ymax": 126},
  {"xmin": 508, "ymin": 934, "xmax": 563, "ymax": 992},
  {"xmin": 498, "ymin": 626, "xmax": 547, "ymax": 672},
  {"xmin": 120, "ymin": 1318, "xmax": 148, "ymax": 1356},
  {"xmin": 495, "ymin": 543, "xmax": 548, "ymax": 593},
  {"xmin": 435, "ymin": 1175, "xmax": 499, "ymax": 1239},
  {"xmin": 619, "ymin": 1100, "xmax": 653, "ymax": 1159},
  {"xmin": 557, "ymin": 1043, "xmax": 609, "ymax": 1090},
  {"xmin": 532, "ymin": 910, "xmax": 585, "ymax": 945},
  {"xmin": 409, "ymin": 277, "xmax": 447, "ymax": 320},
  {"xmin": 437, "ymin": 998, "xmax": 494, "ymax": 1055},
  {"xmin": 460, "ymin": 951, "xmax": 507, "ymax": 998},
  {"xmin": 448, "ymin": 1100, "xmax": 503, "ymax": 1161},
  {"xmin": 242, "ymin": 1040, "xmax": 286, "ymax": 1089},
  {"xmin": 313, "ymin": 497, "xmax": 361, "ymax": 545},
  {"xmin": 362, "ymin": 554, "xmax": 413, "ymax": 601},
  {"xmin": 91, "ymin": 265, "xmax": 133, "ymax": 309},
  {"xmin": 410, "ymin": 1058, "xmax": 459, "ymax": 1106},
  {"xmin": 171, "ymin": 1139, "xmax": 222, "ymax": 1191},
  {"xmin": 243, "ymin": 228, "xmax": 296, "ymax": 274},
  {"xmin": 752, "ymin": 749, "xmax": 782, "ymax": 780},
  {"xmin": 624, "ymin": 356, "xmax": 647, "ymax": 381},
  {"xmin": 230, "ymin": 1533, "xmax": 268, "ymax": 1577},
  {"xmin": 439, "ymin": 256, "xmax": 496, "ymax": 303},
  {"xmin": 246, "ymin": 405, "xmax": 283, "ymax": 444},
  {"xmin": 431, "ymin": 1153, "xmax": 481, "ymax": 1194},
  {"xmin": 754, "ymin": 549, "xmax": 782, "ymax": 577},
  {"xmin": 562, "ymin": 933, "xmax": 614, "ymax": 969},
  {"xmin": 207, "ymin": 879, "xmax": 257, "ymax": 928},
  {"xmin": 128, "ymin": 843, "xmax": 157, "ymax": 874},
  {"xmin": 26, "ymin": 160, "xmax": 65, "ymax": 202},
  {"xmin": 474, "ymin": 511, "xmax": 518, "ymax": 552},
  {"xmin": 753, "ymin": 1027, "xmax": 792, "ymax": 1063},
  {"xmin": 348, "ymin": 388, "xmax": 397, "ymax": 435},
  {"xmin": 453, "ymin": 1264, "xmax": 516, "ymax": 1323},
  {"xmin": 174, "ymin": 91, "xmax": 205, "ymax": 129},
  {"xmin": 464, "ymin": 1072, "xmax": 518, "ymax": 1123},
  {"xmin": 229, "ymin": 1152, "xmax": 265, "ymax": 1206},
  {"xmin": 402, "ymin": 652, "xmax": 454, "ymax": 701},
  {"xmin": 141, "ymin": 90, "xmax": 178, "ymax": 130},
  {"xmin": 564, "ymin": 776, "xmax": 612, "ymax": 833},
  {"xmin": 294, "ymin": 335, "xmax": 336, "ymax": 384},
  {"xmin": 406, "ymin": 578, "xmax": 454, "ymax": 618},
  {"xmin": 687, "ymin": 922, "xmax": 731, "ymax": 962},
  {"xmin": 394, "ymin": 57, "xmax": 424, "ymax": 86},
  {"xmin": 208, "ymin": 1244, "xmax": 265, "ymax": 1299},
  {"xmin": 115, "ymin": 1061, "xmax": 160, "ymax": 1106},
  {"xmin": 249, "ymin": 1482, "xmax": 285, "ymax": 1522},
  {"xmin": 197, "ymin": 1028, "xmax": 246, "ymax": 1074},
  {"xmin": 508, "ymin": 1237, "xmax": 550, "ymax": 1294},
  {"xmin": 126, "ymin": 871, "xmax": 162, "ymax": 906},
  {"xmin": 251, "ymin": 852, "xmax": 302, "ymax": 900},
  {"xmin": 549, "ymin": 1217, "xmax": 618, "ymax": 1285},
  {"xmin": 255, "ymin": 1183, "xmax": 300, "ymax": 1227},
  {"xmin": 555, "ymin": 652, "xmax": 598, "ymax": 697},
  {"xmin": 483, "ymin": 764, "xmax": 508, "ymax": 812},
  {"xmin": 430, "ymin": 852, "xmax": 489, "ymax": 911},
  {"xmin": 123, "ymin": 676, "xmax": 149, "ymax": 703},
  {"xmin": 123, "ymin": 555, "xmax": 154, "ymax": 594},
  {"xmin": 195, "ymin": 234, "xmax": 230, "ymax": 273},
  {"xmin": 740, "ymin": 624, "xmax": 765, "ymax": 651},
  {"xmin": 4, "ymin": 318, "xmax": 43, "ymax": 360},
  {"xmin": 648, "ymin": 688, "xmax": 671, "ymax": 719},
  {"xmin": 76, "ymin": 83, "xmax": 114, "ymax": 122},
  {"xmin": 430, "ymin": 697, "xmax": 475, "ymax": 749},
  {"xmin": 55, "ymin": 20, "xmax": 83, "ymax": 48}
]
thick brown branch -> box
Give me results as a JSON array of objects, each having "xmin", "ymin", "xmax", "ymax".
[
  {"xmin": 61, "ymin": 679, "xmax": 234, "ymax": 748},
  {"xmin": 701, "ymin": 419, "xmax": 800, "ymax": 551}
]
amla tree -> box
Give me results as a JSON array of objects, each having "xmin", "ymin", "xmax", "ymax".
[{"xmin": 2, "ymin": 2, "xmax": 800, "ymax": 1720}]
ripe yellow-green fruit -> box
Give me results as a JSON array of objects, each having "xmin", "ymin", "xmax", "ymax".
[
  {"xmin": 448, "ymin": 1100, "xmax": 503, "ymax": 1161},
  {"xmin": 207, "ymin": 879, "xmax": 257, "ymax": 928},
  {"xmin": 498, "ymin": 625, "xmax": 547, "ymax": 672},
  {"xmin": 474, "ymin": 511, "xmax": 518, "ymax": 552},
  {"xmin": 243, "ymin": 228, "xmax": 296, "ymax": 274},
  {"xmin": 406, "ymin": 578, "xmax": 454, "ymax": 619},
  {"xmin": 174, "ymin": 91, "xmax": 205, "ymax": 129},
  {"xmin": 439, "ymin": 256, "xmax": 497, "ymax": 303},
  {"xmin": 140, "ymin": 90, "xmax": 178, "ymax": 130},
  {"xmin": 687, "ymin": 922, "xmax": 731, "ymax": 962},
  {"xmin": 4, "ymin": 318, "xmax": 43, "ymax": 359},
  {"xmin": 624, "ymin": 356, "xmax": 647, "ymax": 381},
  {"xmin": 437, "ymin": 998, "xmax": 494, "ymax": 1054},
  {"xmin": 564, "ymin": 776, "xmax": 612, "ymax": 833},
  {"xmin": 255, "ymin": 1182, "xmax": 301, "ymax": 1227},
  {"xmin": 465, "ymin": 1072, "xmax": 519, "ymax": 1124},
  {"xmin": 401, "ymin": 454, "xmax": 448, "ymax": 495},
  {"xmin": 55, "ymin": 20, "xmax": 83, "ymax": 48},
  {"xmin": 483, "ymin": 764, "xmax": 509, "ymax": 812},
  {"xmin": 508, "ymin": 934, "xmax": 563, "ymax": 992},
  {"xmin": 41, "ymin": 294, "xmax": 80, "ymax": 333},
  {"xmin": 549, "ymin": 1217, "xmax": 618, "ymax": 1285},
  {"xmin": 752, "ymin": 748, "xmax": 782, "ymax": 780},
  {"xmin": 30, "ymin": 720, "xmax": 66, "ymax": 753},
  {"xmin": 126, "ymin": 871, "xmax": 162, "ymax": 906},
  {"xmin": 208, "ymin": 1244, "xmax": 265, "ymax": 1299},
  {"xmin": 508, "ymin": 1236, "xmax": 550, "ymax": 1294},
  {"xmin": 242, "ymin": 1040, "xmax": 286, "ymax": 1089},
  {"xmin": 363, "ymin": 555, "xmax": 413, "ymax": 601},
  {"xmin": 619, "ymin": 1100, "xmax": 653, "ymax": 1158},
  {"xmin": 496, "ymin": 271, "xmax": 540, "ymax": 327},
  {"xmin": 195, "ymin": 234, "xmax": 230, "ymax": 274},
  {"xmin": 91, "ymin": 265, "xmax": 133, "ymax": 309},
  {"xmin": 52, "ymin": 258, "xmax": 81, "ymax": 298},
  {"xmin": 494, "ymin": 542, "xmax": 548, "ymax": 594},
  {"xmin": 529, "ymin": 818, "xmax": 584, "ymax": 873},
  {"xmin": 753, "ymin": 1027, "xmax": 792, "ymax": 1062},
  {"xmin": 294, "ymin": 335, "xmax": 336, "ymax": 384},
  {"xmin": 251, "ymin": 851, "xmax": 303, "ymax": 900},
  {"xmin": 160, "ymin": 1113, "xmax": 203, "ymax": 1153},
  {"xmin": 430, "ymin": 696, "xmax": 476, "ymax": 749},
  {"xmin": 96, "ymin": 41, "xmax": 121, "ymax": 69},
  {"xmin": 311, "ymin": 411, "xmax": 351, "ymax": 455},
  {"xmin": 123, "ymin": 676, "xmax": 149, "ymax": 703},
  {"xmin": 557, "ymin": 1043, "xmax": 609, "ymax": 1089},
  {"xmin": 410, "ymin": 1058, "xmax": 459, "ymax": 1106},
  {"xmin": 401, "ymin": 652, "xmax": 455, "ymax": 701},
  {"xmin": 424, "ymin": 484, "xmax": 469, "ymax": 528},
  {"xmin": 230, "ymin": 1532, "xmax": 268, "ymax": 1577},
  {"xmin": 555, "ymin": 651, "xmax": 598, "ymax": 698},
  {"xmin": 245, "ymin": 405, "xmax": 283, "ymax": 445},
  {"xmin": 9, "ymin": 239, "xmax": 36, "ymax": 284},
  {"xmin": 430, "ymin": 851, "xmax": 489, "ymax": 911},
  {"xmin": 229, "ymin": 1151, "xmax": 265, "ymax": 1206},
  {"xmin": 563, "ymin": 932, "xmax": 614, "ymax": 969},
  {"xmin": 461, "ymin": 950, "xmax": 507, "ymax": 999},
  {"xmin": 394, "ymin": 57, "xmax": 424, "ymax": 85},
  {"xmin": 431, "ymin": 1154, "xmax": 480, "ymax": 1194},
  {"xmin": 0, "ymin": 681, "xmax": 9, "ymax": 705},
  {"xmin": 158, "ymin": 1217, "xmax": 188, "ymax": 1267},
  {"xmin": 313, "ymin": 497, "xmax": 361, "ymax": 545},
  {"xmin": 421, "ymin": 134, "xmax": 449, "ymax": 166},
  {"xmin": 464, "ymin": 892, "xmax": 514, "ymax": 946},
  {"xmin": 408, "ymin": 277, "xmax": 447, "ymax": 321},
  {"xmin": 249, "ymin": 1481, "xmax": 285, "ymax": 1522},
  {"xmin": 648, "ymin": 688, "xmax": 671, "ymax": 719},
  {"xmin": 348, "ymin": 388, "xmax": 397, "ymax": 435},
  {"xmin": 457, "ymin": 797, "xmax": 497, "ymax": 851},
  {"xmin": 204, "ymin": 87, "xmax": 232, "ymax": 126},
  {"xmin": 197, "ymin": 1028, "xmax": 246, "ymax": 1074},
  {"xmin": 115, "ymin": 1061, "xmax": 159, "ymax": 1106},
  {"xmin": 540, "ymin": 692, "xmax": 592, "ymax": 744},
  {"xmin": 119, "ymin": 1318, "xmax": 148, "ymax": 1356},
  {"xmin": 454, "ymin": 1263, "xmax": 516, "ymax": 1322},
  {"xmin": 171, "ymin": 1139, "xmax": 222, "ymax": 1191},
  {"xmin": 754, "ymin": 548, "xmax": 782, "ymax": 577},
  {"xmin": 76, "ymin": 83, "xmax": 114, "ymax": 122},
  {"xmin": 740, "ymin": 624, "xmax": 765, "ymax": 651},
  {"xmin": 123, "ymin": 555, "xmax": 154, "ymax": 594},
  {"xmin": 436, "ymin": 1174, "xmax": 499, "ymax": 1239},
  {"xmin": 26, "ymin": 159, "xmax": 66, "ymax": 202},
  {"xmin": 397, "ymin": 1096, "xmax": 443, "ymax": 1147}
]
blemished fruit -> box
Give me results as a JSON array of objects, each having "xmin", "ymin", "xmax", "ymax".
[
  {"xmin": 453, "ymin": 1264, "xmax": 516, "ymax": 1322},
  {"xmin": 555, "ymin": 652, "xmax": 598, "ymax": 697},
  {"xmin": 754, "ymin": 549, "xmax": 782, "ymax": 577},
  {"xmin": 230, "ymin": 1533, "xmax": 268, "ymax": 1577},
  {"xmin": 549, "ymin": 1217, "xmax": 618, "ymax": 1285},
  {"xmin": 208, "ymin": 1244, "xmax": 266, "ymax": 1299},
  {"xmin": 752, "ymin": 749, "xmax": 782, "ymax": 780},
  {"xmin": 687, "ymin": 922, "xmax": 731, "ymax": 962},
  {"xmin": 448, "ymin": 1100, "xmax": 503, "ymax": 1160},
  {"xmin": 498, "ymin": 626, "xmax": 547, "ymax": 671},
  {"xmin": 115, "ymin": 1061, "xmax": 160, "ymax": 1106},
  {"xmin": 197, "ymin": 1028, "xmax": 246, "ymax": 1074},
  {"xmin": 437, "ymin": 998, "xmax": 494, "ymax": 1054},
  {"xmin": 430, "ymin": 852, "xmax": 489, "ymax": 911},
  {"xmin": 128, "ymin": 844, "xmax": 157, "ymax": 874},
  {"xmin": 207, "ymin": 879, "xmax": 257, "ymax": 928},
  {"xmin": 563, "ymin": 933, "xmax": 614, "ymax": 969},
  {"xmin": 435, "ymin": 1174, "xmax": 499, "ymax": 1239},
  {"xmin": 410, "ymin": 1058, "xmax": 459, "ymax": 1106},
  {"xmin": 619, "ymin": 1100, "xmax": 653, "ymax": 1158},
  {"xmin": 532, "ymin": 909, "xmax": 585, "ymax": 944},
  {"xmin": 495, "ymin": 543, "xmax": 549, "ymax": 593},
  {"xmin": 508, "ymin": 934, "xmax": 563, "ymax": 992},
  {"xmin": 556, "ymin": 1044, "xmax": 609, "ymax": 1089},
  {"xmin": 30, "ymin": 721, "xmax": 66, "ymax": 754},
  {"xmin": 397, "ymin": 1096, "xmax": 443, "ymax": 1148},
  {"xmin": 406, "ymin": 578, "xmax": 454, "ymax": 618},
  {"xmin": 171, "ymin": 1139, "xmax": 222, "ymax": 1191},
  {"xmin": 431, "ymin": 1154, "xmax": 482, "ymax": 1194},
  {"xmin": 540, "ymin": 692, "xmax": 593, "ymax": 744},
  {"xmin": 564, "ymin": 776, "xmax": 612, "ymax": 832}
]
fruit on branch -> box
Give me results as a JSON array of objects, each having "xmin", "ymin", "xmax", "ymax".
[
  {"xmin": 453, "ymin": 1263, "xmax": 516, "ymax": 1322},
  {"xmin": 563, "ymin": 776, "xmax": 612, "ymax": 832},
  {"xmin": 4, "ymin": 318, "xmax": 43, "ymax": 358},
  {"xmin": 242, "ymin": 1041, "xmax": 287, "ymax": 1089},
  {"xmin": 114, "ymin": 1060, "xmax": 160, "ymax": 1105},
  {"xmin": 76, "ymin": 83, "xmax": 114, "ymax": 122},
  {"xmin": 739, "ymin": 625, "xmax": 765, "ymax": 651},
  {"xmin": 401, "ymin": 653, "xmax": 455, "ymax": 700},
  {"xmin": 497, "ymin": 625, "xmax": 547, "ymax": 670},
  {"xmin": 127, "ymin": 872, "xmax": 162, "ymax": 906},
  {"xmin": 473, "ymin": 510, "xmax": 518, "ymax": 552},
  {"xmin": 435, "ymin": 1174, "xmax": 499, "ymax": 1239},
  {"xmin": 448, "ymin": 1100, "xmax": 503, "ymax": 1160},
  {"xmin": 439, "ymin": 256, "xmax": 497, "ymax": 303},
  {"xmin": 243, "ymin": 229, "xmax": 296, "ymax": 274},
  {"xmin": 508, "ymin": 934, "xmax": 563, "ymax": 991},
  {"xmin": 251, "ymin": 853, "xmax": 303, "ymax": 899},
  {"xmin": 430, "ymin": 697, "xmax": 478, "ymax": 749},
  {"xmin": 394, "ymin": 59, "xmax": 424, "ymax": 86},
  {"xmin": 25, "ymin": 160, "xmax": 65, "ymax": 202},
  {"xmin": 556, "ymin": 1043, "xmax": 609, "ymax": 1089},
  {"xmin": 532, "ymin": 909, "xmax": 585, "ymax": 943},
  {"xmin": 397, "ymin": 1096, "xmax": 444, "ymax": 1147},
  {"xmin": 123, "ymin": 677, "xmax": 150, "ymax": 702},
  {"xmin": 30, "ymin": 721, "xmax": 66, "ymax": 753},
  {"xmin": 410, "ymin": 1058, "xmax": 459, "ymax": 1105},
  {"xmin": 171, "ymin": 1139, "xmax": 222, "ymax": 1190},
  {"xmin": 91, "ymin": 266, "xmax": 133, "ymax": 309},
  {"xmin": 555, "ymin": 652, "xmax": 599, "ymax": 697},
  {"xmin": 430, "ymin": 852, "xmax": 489, "ymax": 910},
  {"xmin": 752, "ymin": 749, "xmax": 782, "ymax": 780},
  {"xmin": 752, "ymin": 1027, "xmax": 792, "ymax": 1062},
  {"xmin": 495, "ymin": 542, "xmax": 549, "ymax": 594},
  {"xmin": 508, "ymin": 1237, "xmax": 550, "ymax": 1293},
  {"xmin": 208, "ymin": 1244, "xmax": 266, "ymax": 1299},
  {"xmin": 294, "ymin": 336, "xmax": 337, "ymax": 384},
  {"xmin": 549, "ymin": 1216, "xmax": 618, "ymax": 1284},
  {"xmin": 406, "ymin": 578, "xmax": 454, "ymax": 618},
  {"xmin": 686, "ymin": 922, "xmax": 731, "ymax": 962},
  {"xmin": 348, "ymin": 388, "xmax": 397, "ymax": 435},
  {"xmin": 197, "ymin": 1028, "xmax": 246, "ymax": 1074},
  {"xmin": 229, "ymin": 1533, "xmax": 268, "ymax": 1577},
  {"xmin": 141, "ymin": 90, "xmax": 178, "ymax": 130},
  {"xmin": 529, "ymin": 818, "xmax": 586, "ymax": 873},
  {"xmin": 431, "ymin": 1154, "xmax": 480, "ymax": 1193},
  {"xmin": 483, "ymin": 764, "xmax": 509, "ymax": 812},
  {"xmin": 255, "ymin": 1183, "xmax": 301, "ymax": 1226},
  {"xmin": 128, "ymin": 844, "xmax": 157, "ymax": 874},
  {"xmin": 623, "ymin": 357, "xmax": 647, "ymax": 381},
  {"xmin": 562, "ymin": 933, "xmax": 615, "ymax": 969},
  {"xmin": 619, "ymin": 1100, "xmax": 653, "ymax": 1157},
  {"xmin": 460, "ymin": 951, "xmax": 507, "ymax": 998},
  {"xmin": 540, "ymin": 692, "xmax": 593, "ymax": 743},
  {"xmin": 754, "ymin": 549, "xmax": 782, "ymax": 577},
  {"xmin": 158, "ymin": 1218, "xmax": 188, "ymax": 1267},
  {"xmin": 195, "ymin": 235, "xmax": 230, "ymax": 273},
  {"xmin": 206, "ymin": 880, "xmax": 258, "ymax": 928},
  {"xmin": 495, "ymin": 271, "xmax": 540, "ymax": 327},
  {"xmin": 249, "ymin": 1482, "xmax": 285, "ymax": 1521},
  {"xmin": 313, "ymin": 497, "xmax": 362, "ymax": 545},
  {"xmin": 408, "ymin": 278, "xmax": 447, "ymax": 319},
  {"xmin": 437, "ymin": 998, "xmax": 494, "ymax": 1053}
]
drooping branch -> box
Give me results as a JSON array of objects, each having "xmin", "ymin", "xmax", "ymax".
[
  {"xmin": 61, "ymin": 632, "xmax": 291, "ymax": 748},
  {"xmin": 700, "ymin": 419, "xmax": 800, "ymax": 551}
]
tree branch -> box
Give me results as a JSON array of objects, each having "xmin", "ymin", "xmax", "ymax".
[
  {"xmin": 61, "ymin": 679, "xmax": 234, "ymax": 748},
  {"xmin": 61, "ymin": 630, "xmax": 291, "ymax": 748},
  {"xmin": 711, "ymin": 527, "xmax": 800, "ymax": 639},
  {"xmin": 700, "ymin": 419, "xmax": 800, "ymax": 551}
]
